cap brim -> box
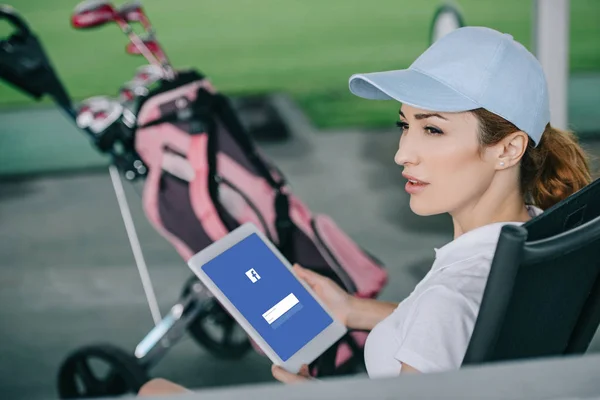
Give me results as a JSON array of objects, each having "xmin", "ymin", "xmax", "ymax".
[{"xmin": 349, "ymin": 69, "xmax": 480, "ymax": 112}]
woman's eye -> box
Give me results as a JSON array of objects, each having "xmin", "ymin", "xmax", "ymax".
[
  {"xmin": 396, "ymin": 121, "xmax": 409, "ymax": 132},
  {"xmin": 425, "ymin": 126, "xmax": 444, "ymax": 135}
]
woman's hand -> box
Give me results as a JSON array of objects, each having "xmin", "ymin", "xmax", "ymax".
[
  {"xmin": 271, "ymin": 364, "xmax": 314, "ymax": 384},
  {"xmin": 293, "ymin": 264, "xmax": 354, "ymax": 326}
]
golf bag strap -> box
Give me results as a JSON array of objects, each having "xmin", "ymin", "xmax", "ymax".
[
  {"xmin": 135, "ymin": 112, "xmax": 184, "ymax": 130},
  {"xmin": 209, "ymin": 92, "xmax": 284, "ymax": 188},
  {"xmin": 274, "ymin": 189, "xmax": 295, "ymax": 261},
  {"xmin": 207, "ymin": 91, "xmax": 296, "ymax": 261}
]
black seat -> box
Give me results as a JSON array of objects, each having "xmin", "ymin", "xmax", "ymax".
[{"xmin": 462, "ymin": 178, "xmax": 600, "ymax": 365}]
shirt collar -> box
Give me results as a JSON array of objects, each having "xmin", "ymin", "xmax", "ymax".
[{"xmin": 432, "ymin": 205, "xmax": 543, "ymax": 272}]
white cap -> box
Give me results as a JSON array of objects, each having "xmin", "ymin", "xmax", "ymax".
[{"xmin": 349, "ymin": 26, "xmax": 550, "ymax": 146}]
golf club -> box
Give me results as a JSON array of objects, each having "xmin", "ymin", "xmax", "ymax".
[
  {"xmin": 119, "ymin": 82, "xmax": 140, "ymax": 103},
  {"xmin": 118, "ymin": 0, "xmax": 154, "ymax": 33},
  {"xmin": 118, "ymin": 79, "xmax": 150, "ymax": 108},
  {"xmin": 134, "ymin": 64, "xmax": 164, "ymax": 83},
  {"xmin": 125, "ymin": 36, "xmax": 167, "ymax": 60},
  {"xmin": 118, "ymin": 64, "xmax": 163, "ymax": 111},
  {"xmin": 71, "ymin": 0, "xmax": 174, "ymax": 80},
  {"xmin": 118, "ymin": 0, "xmax": 175, "ymax": 79},
  {"xmin": 76, "ymin": 95, "xmax": 141, "ymax": 172},
  {"xmin": 76, "ymin": 95, "xmax": 124, "ymax": 132}
]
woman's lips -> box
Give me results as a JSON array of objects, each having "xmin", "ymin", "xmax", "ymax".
[
  {"xmin": 405, "ymin": 180, "xmax": 429, "ymax": 194},
  {"xmin": 403, "ymin": 173, "xmax": 429, "ymax": 194}
]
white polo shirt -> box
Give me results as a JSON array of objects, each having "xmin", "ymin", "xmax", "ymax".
[{"xmin": 364, "ymin": 206, "xmax": 543, "ymax": 378}]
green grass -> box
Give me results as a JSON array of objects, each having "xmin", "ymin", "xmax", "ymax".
[{"xmin": 1, "ymin": 0, "xmax": 599, "ymax": 129}]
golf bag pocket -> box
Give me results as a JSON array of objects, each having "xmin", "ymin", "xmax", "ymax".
[{"xmin": 309, "ymin": 214, "xmax": 388, "ymax": 299}]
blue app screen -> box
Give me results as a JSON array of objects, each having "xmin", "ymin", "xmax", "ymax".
[{"xmin": 203, "ymin": 233, "xmax": 333, "ymax": 361}]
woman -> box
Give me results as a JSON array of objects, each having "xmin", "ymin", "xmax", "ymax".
[{"xmin": 138, "ymin": 26, "xmax": 591, "ymax": 395}]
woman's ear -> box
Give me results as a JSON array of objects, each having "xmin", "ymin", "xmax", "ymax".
[{"xmin": 497, "ymin": 131, "xmax": 529, "ymax": 169}]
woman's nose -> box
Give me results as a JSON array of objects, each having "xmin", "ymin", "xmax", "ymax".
[{"xmin": 394, "ymin": 134, "xmax": 419, "ymax": 166}]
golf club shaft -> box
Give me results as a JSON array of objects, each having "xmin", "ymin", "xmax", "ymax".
[
  {"xmin": 114, "ymin": 17, "xmax": 166, "ymax": 74},
  {"xmin": 96, "ymin": 0, "xmax": 174, "ymax": 80},
  {"xmin": 117, "ymin": 1, "xmax": 176, "ymax": 79},
  {"xmin": 139, "ymin": 34, "xmax": 175, "ymax": 76},
  {"xmin": 134, "ymin": 9, "xmax": 153, "ymax": 33},
  {"xmin": 124, "ymin": 27, "xmax": 175, "ymax": 80}
]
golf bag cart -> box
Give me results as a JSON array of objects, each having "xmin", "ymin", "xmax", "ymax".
[{"xmin": 0, "ymin": 4, "xmax": 388, "ymax": 398}]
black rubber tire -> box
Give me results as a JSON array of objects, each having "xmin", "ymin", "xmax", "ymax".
[
  {"xmin": 57, "ymin": 343, "xmax": 149, "ymax": 399},
  {"xmin": 182, "ymin": 276, "xmax": 252, "ymax": 359}
]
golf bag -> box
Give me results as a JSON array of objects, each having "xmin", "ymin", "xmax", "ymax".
[{"xmin": 133, "ymin": 70, "xmax": 388, "ymax": 374}]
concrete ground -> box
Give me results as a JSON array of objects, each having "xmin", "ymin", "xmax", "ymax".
[{"xmin": 1, "ymin": 97, "xmax": 599, "ymax": 400}]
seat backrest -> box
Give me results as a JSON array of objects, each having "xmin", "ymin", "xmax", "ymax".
[{"xmin": 462, "ymin": 178, "xmax": 600, "ymax": 365}]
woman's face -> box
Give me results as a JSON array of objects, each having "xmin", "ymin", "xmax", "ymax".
[{"xmin": 394, "ymin": 105, "xmax": 497, "ymax": 216}]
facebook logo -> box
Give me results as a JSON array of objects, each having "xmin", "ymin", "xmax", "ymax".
[{"xmin": 245, "ymin": 268, "xmax": 261, "ymax": 283}]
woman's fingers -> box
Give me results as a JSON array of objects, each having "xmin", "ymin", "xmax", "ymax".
[
  {"xmin": 271, "ymin": 364, "xmax": 311, "ymax": 384},
  {"xmin": 292, "ymin": 263, "xmax": 306, "ymax": 275},
  {"xmin": 298, "ymin": 364, "xmax": 311, "ymax": 378},
  {"xmin": 138, "ymin": 378, "xmax": 191, "ymax": 396},
  {"xmin": 293, "ymin": 264, "xmax": 325, "ymax": 287}
]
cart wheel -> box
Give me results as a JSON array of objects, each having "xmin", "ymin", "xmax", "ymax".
[
  {"xmin": 182, "ymin": 277, "xmax": 252, "ymax": 359},
  {"xmin": 57, "ymin": 343, "xmax": 149, "ymax": 399}
]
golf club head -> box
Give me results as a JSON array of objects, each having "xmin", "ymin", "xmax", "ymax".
[
  {"xmin": 125, "ymin": 37, "xmax": 162, "ymax": 56},
  {"xmin": 77, "ymin": 95, "xmax": 139, "ymax": 150},
  {"xmin": 118, "ymin": 65, "xmax": 163, "ymax": 116},
  {"xmin": 118, "ymin": 80, "xmax": 149, "ymax": 103},
  {"xmin": 76, "ymin": 95, "xmax": 124, "ymax": 133},
  {"xmin": 71, "ymin": 0, "xmax": 116, "ymax": 29},
  {"xmin": 0, "ymin": 5, "xmax": 73, "ymax": 111},
  {"xmin": 119, "ymin": 65, "xmax": 162, "ymax": 101},
  {"xmin": 118, "ymin": 86, "xmax": 136, "ymax": 103},
  {"xmin": 76, "ymin": 95, "xmax": 144, "ymax": 178},
  {"xmin": 118, "ymin": 0, "xmax": 150, "ymax": 28},
  {"xmin": 134, "ymin": 64, "xmax": 164, "ymax": 83},
  {"xmin": 71, "ymin": 0, "xmax": 168, "ymax": 79}
]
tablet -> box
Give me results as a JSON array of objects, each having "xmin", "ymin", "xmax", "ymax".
[{"xmin": 187, "ymin": 223, "xmax": 347, "ymax": 373}]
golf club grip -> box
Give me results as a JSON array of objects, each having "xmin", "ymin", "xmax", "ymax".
[{"xmin": 0, "ymin": 5, "xmax": 31, "ymax": 35}]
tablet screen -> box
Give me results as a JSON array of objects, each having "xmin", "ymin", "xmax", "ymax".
[{"xmin": 203, "ymin": 233, "xmax": 334, "ymax": 361}]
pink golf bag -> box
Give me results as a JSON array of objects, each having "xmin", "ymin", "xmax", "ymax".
[{"xmin": 133, "ymin": 70, "xmax": 388, "ymax": 376}]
